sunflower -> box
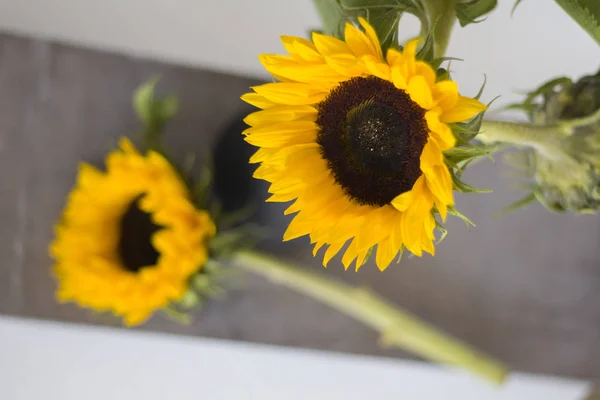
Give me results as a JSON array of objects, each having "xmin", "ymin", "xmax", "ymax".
[
  {"xmin": 242, "ymin": 18, "xmax": 487, "ymax": 271},
  {"xmin": 50, "ymin": 138, "xmax": 216, "ymax": 326}
]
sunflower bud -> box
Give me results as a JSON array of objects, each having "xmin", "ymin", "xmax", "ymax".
[{"xmin": 480, "ymin": 69, "xmax": 600, "ymax": 213}]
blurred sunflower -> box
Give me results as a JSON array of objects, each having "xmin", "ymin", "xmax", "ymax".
[
  {"xmin": 242, "ymin": 18, "xmax": 486, "ymax": 271},
  {"xmin": 50, "ymin": 138, "xmax": 216, "ymax": 326}
]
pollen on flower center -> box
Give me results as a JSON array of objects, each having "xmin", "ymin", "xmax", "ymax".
[
  {"xmin": 118, "ymin": 196, "xmax": 162, "ymax": 272},
  {"xmin": 316, "ymin": 76, "xmax": 429, "ymax": 206}
]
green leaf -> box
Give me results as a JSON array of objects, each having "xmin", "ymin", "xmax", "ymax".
[
  {"xmin": 155, "ymin": 95, "xmax": 179, "ymax": 121},
  {"xmin": 435, "ymin": 220, "xmax": 449, "ymax": 244},
  {"xmin": 178, "ymin": 290, "xmax": 201, "ymax": 309},
  {"xmin": 524, "ymin": 76, "xmax": 572, "ymax": 104},
  {"xmin": 448, "ymin": 206, "xmax": 476, "ymax": 227},
  {"xmin": 192, "ymin": 165, "xmax": 213, "ymax": 208},
  {"xmin": 430, "ymin": 56, "xmax": 463, "ymax": 70},
  {"xmin": 161, "ymin": 306, "xmax": 192, "ymax": 325},
  {"xmin": 365, "ymin": 8, "xmax": 402, "ymax": 52},
  {"xmin": 455, "ymin": 0, "xmax": 498, "ymax": 27},
  {"xmin": 395, "ymin": 244, "xmax": 406, "ymax": 264},
  {"xmin": 133, "ymin": 77, "xmax": 159, "ymax": 125},
  {"xmin": 361, "ymin": 246, "xmax": 375, "ymax": 267},
  {"xmin": 496, "ymin": 192, "xmax": 536, "ymax": 215},
  {"xmin": 451, "ymin": 169, "xmax": 492, "ymax": 193},
  {"xmin": 312, "ymin": 0, "xmax": 347, "ymax": 38},
  {"xmin": 553, "ymin": 0, "xmax": 600, "ymax": 47},
  {"xmin": 192, "ymin": 274, "xmax": 211, "ymax": 292},
  {"xmin": 474, "ymin": 74, "xmax": 487, "ymax": 100},
  {"xmin": 416, "ymin": 20, "xmax": 436, "ymax": 62},
  {"xmin": 511, "ymin": 0, "xmax": 525, "ymax": 16}
]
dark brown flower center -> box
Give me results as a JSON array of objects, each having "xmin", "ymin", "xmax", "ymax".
[
  {"xmin": 118, "ymin": 196, "xmax": 162, "ymax": 273},
  {"xmin": 316, "ymin": 76, "xmax": 429, "ymax": 206}
]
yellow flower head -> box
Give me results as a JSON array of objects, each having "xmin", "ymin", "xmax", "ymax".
[
  {"xmin": 50, "ymin": 138, "xmax": 216, "ymax": 326},
  {"xmin": 242, "ymin": 18, "xmax": 486, "ymax": 271}
]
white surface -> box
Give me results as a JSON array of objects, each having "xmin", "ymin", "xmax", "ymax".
[
  {"xmin": 0, "ymin": 316, "xmax": 592, "ymax": 399},
  {"xmin": 0, "ymin": 0, "xmax": 599, "ymax": 110}
]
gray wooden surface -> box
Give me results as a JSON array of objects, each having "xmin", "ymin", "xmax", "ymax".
[{"xmin": 1, "ymin": 33, "xmax": 599, "ymax": 381}]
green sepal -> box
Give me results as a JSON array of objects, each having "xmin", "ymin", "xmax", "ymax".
[
  {"xmin": 496, "ymin": 192, "xmax": 537, "ymax": 215},
  {"xmin": 444, "ymin": 144, "xmax": 499, "ymax": 171},
  {"xmin": 364, "ymin": 7, "xmax": 402, "ymax": 52},
  {"xmin": 395, "ymin": 244, "xmax": 406, "ymax": 264},
  {"xmin": 455, "ymin": 0, "xmax": 498, "ymax": 27},
  {"xmin": 209, "ymin": 224, "xmax": 270, "ymax": 259},
  {"xmin": 505, "ymin": 76, "xmax": 572, "ymax": 121},
  {"xmin": 161, "ymin": 305, "xmax": 192, "ymax": 325},
  {"xmin": 360, "ymin": 246, "xmax": 375, "ymax": 268},
  {"xmin": 435, "ymin": 219, "xmax": 449, "ymax": 244},
  {"xmin": 448, "ymin": 206, "xmax": 476, "ymax": 227},
  {"xmin": 178, "ymin": 289, "xmax": 202, "ymax": 310},
  {"xmin": 132, "ymin": 77, "xmax": 180, "ymax": 153},
  {"xmin": 416, "ymin": 18, "xmax": 436, "ymax": 62},
  {"xmin": 450, "ymin": 168, "xmax": 492, "ymax": 193}
]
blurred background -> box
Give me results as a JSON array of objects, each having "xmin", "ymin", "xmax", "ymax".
[{"xmin": 0, "ymin": 0, "xmax": 599, "ymax": 397}]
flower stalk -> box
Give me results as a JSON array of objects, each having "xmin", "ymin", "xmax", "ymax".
[
  {"xmin": 233, "ymin": 249, "xmax": 508, "ymax": 385},
  {"xmin": 423, "ymin": 0, "xmax": 457, "ymax": 57},
  {"xmin": 478, "ymin": 120, "xmax": 569, "ymax": 160}
]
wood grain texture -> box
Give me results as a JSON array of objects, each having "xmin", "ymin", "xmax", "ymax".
[{"xmin": 0, "ymin": 33, "xmax": 598, "ymax": 381}]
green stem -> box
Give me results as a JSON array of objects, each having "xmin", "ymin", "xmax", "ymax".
[
  {"xmin": 232, "ymin": 249, "xmax": 508, "ymax": 385},
  {"xmin": 423, "ymin": 0, "xmax": 457, "ymax": 57},
  {"xmin": 479, "ymin": 120, "xmax": 568, "ymax": 159}
]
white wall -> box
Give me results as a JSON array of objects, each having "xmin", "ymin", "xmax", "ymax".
[
  {"xmin": 0, "ymin": 316, "xmax": 592, "ymax": 399},
  {"xmin": 0, "ymin": 0, "xmax": 598, "ymax": 110}
]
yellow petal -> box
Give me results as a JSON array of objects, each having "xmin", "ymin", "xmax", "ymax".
[
  {"xmin": 324, "ymin": 54, "xmax": 366, "ymax": 77},
  {"xmin": 345, "ymin": 21, "xmax": 378, "ymax": 58},
  {"xmin": 375, "ymin": 238, "xmax": 396, "ymax": 271},
  {"xmin": 312, "ymin": 32, "xmax": 352, "ymax": 56},
  {"xmin": 435, "ymin": 198, "xmax": 448, "ymax": 222},
  {"xmin": 258, "ymin": 54, "xmax": 343, "ymax": 85},
  {"xmin": 389, "ymin": 213, "xmax": 404, "ymax": 255},
  {"xmin": 407, "ymin": 75, "xmax": 434, "ymax": 109},
  {"xmin": 341, "ymin": 239, "xmax": 359, "ymax": 271},
  {"xmin": 400, "ymin": 177, "xmax": 432, "ymax": 256},
  {"xmin": 440, "ymin": 96, "xmax": 487, "ymax": 123},
  {"xmin": 323, "ymin": 242, "xmax": 345, "ymax": 267},
  {"xmin": 390, "ymin": 65, "xmax": 408, "ymax": 90},
  {"xmin": 425, "ymin": 164, "xmax": 454, "ymax": 207},
  {"xmin": 280, "ymin": 35, "xmax": 322, "ymax": 62},
  {"xmin": 241, "ymin": 93, "xmax": 278, "ymax": 109},
  {"xmin": 119, "ymin": 137, "xmax": 139, "ymax": 155},
  {"xmin": 266, "ymin": 192, "xmax": 298, "ymax": 202},
  {"xmin": 354, "ymin": 248, "xmax": 370, "ymax": 272},
  {"xmin": 415, "ymin": 61, "xmax": 436, "ymax": 87},
  {"xmin": 391, "ymin": 187, "xmax": 415, "ymax": 211},
  {"xmin": 243, "ymin": 121, "xmax": 318, "ymax": 148},
  {"xmin": 419, "ymin": 137, "xmax": 444, "ymax": 173},
  {"xmin": 386, "ymin": 48, "xmax": 403, "ymax": 66},
  {"xmin": 362, "ymin": 55, "xmax": 391, "ymax": 81},
  {"xmin": 433, "ymin": 80, "xmax": 459, "ymax": 110},
  {"xmin": 252, "ymin": 82, "xmax": 327, "ymax": 105},
  {"xmin": 358, "ymin": 17, "xmax": 383, "ymax": 59},
  {"xmin": 283, "ymin": 215, "xmax": 311, "ymax": 241},
  {"xmin": 77, "ymin": 163, "xmax": 104, "ymax": 190},
  {"xmin": 401, "ymin": 38, "xmax": 420, "ymax": 75},
  {"xmin": 355, "ymin": 206, "xmax": 393, "ymax": 252},
  {"xmin": 312, "ymin": 241, "xmax": 326, "ymax": 256},
  {"xmin": 243, "ymin": 105, "xmax": 318, "ymax": 127},
  {"xmin": 425, "ymin": 110, "xmax": 456, "ymax": 150}
]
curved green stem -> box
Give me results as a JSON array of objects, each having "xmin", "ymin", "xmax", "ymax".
[
  {"xmin": 232, "ymin": 249, "xmax": 508, "ymax": 385},
  {"xmin": 479, "ymin": 120, "xmax": 569, "ymax": 160},
  {"xmin": 423, "ymin": 0, "xmax": 457, "ymax": 57}
]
